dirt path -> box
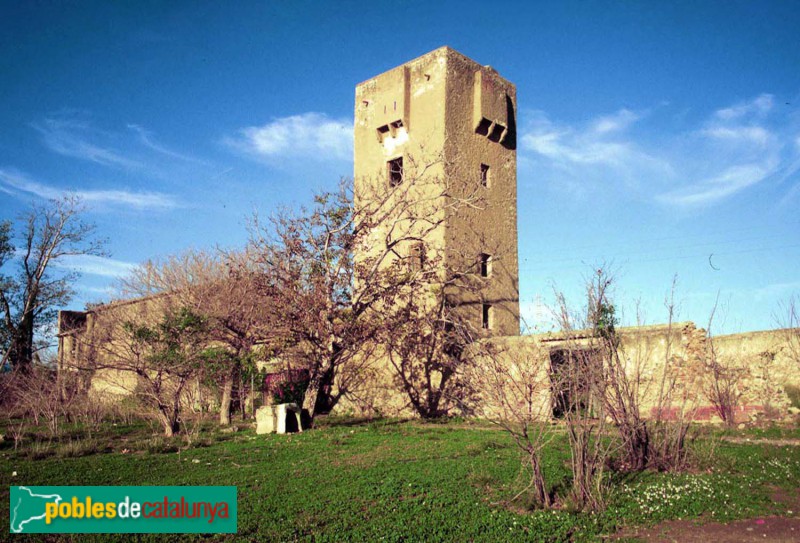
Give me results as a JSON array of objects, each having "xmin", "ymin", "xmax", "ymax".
[
  {"xmin": 618, "ymin": 516, "xmax": 800, "ymax": 542},
  {"xmin": 617, "ymin": 486, "xmax": 800, "ymax": 542},
  {"xmin": 719, "ymin": 436, "xmax": 800, "ymax": 447}
]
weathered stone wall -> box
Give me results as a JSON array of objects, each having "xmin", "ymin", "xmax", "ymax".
[
  {"xmin": 59, "ymin": 295, "xmax": 169, "ymax": 400},
  {"xmin": 443, "ymin": 49, "xmax": 519, "ymax": 336},
  {"xmin": 458, "ymin": 323, "xmax": 799, "ymax": 423},
  {"xmin": 58, "ymin": 294, "xmax": 218, "ymax": 409},
  {"xmin": 710, "ymin": 328, "xmax": 799, "ymax": 417}
]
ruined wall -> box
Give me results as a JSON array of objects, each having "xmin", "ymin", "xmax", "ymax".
[
  {"xmin": 709, "ymin": 328, "xmax": 799, "ymax": 417},
  {"xmin": 464, "ymin": 323, "xmax": 707, "ymax": 421},
  {"xmin": 460, "ymin": 323, "xmax": 800, "ymax": 424},
  {"xmin": 58, "ymin": 295, "xmax": 170, "ymax": 401}
]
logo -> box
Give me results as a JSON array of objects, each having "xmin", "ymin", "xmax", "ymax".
[{"xmin": 9, "ymin": 486, "xmax": 237, "ymax": 534}]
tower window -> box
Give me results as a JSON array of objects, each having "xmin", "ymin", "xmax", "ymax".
[
  {"xmin": 388, "ymin": 157, "xmax": 404, "ymax": 187},
  {"xmin": 409, "ymin": 242, "xmax": 425, "ymax": 272},
  {"xmin": 482, "ymin": 304, "xmax": 492, "ymax": 330},
  {"xmin": 479, "ymin": 253, "xmax": 492, "ymax": 277},
  {"xmin": 488, "ymin": 123, "xmax": 506, "ymax": 142},
  {"xmin": 475, "ymin": 117, "xmax": 492, "ymax": 136},
  {"xmin": 480, "ymin": 164, "xmax": 490, "ymax": 187},
  {"xmin": 376, "ymin": 124, "xmax": 390, "ymax": 142}
]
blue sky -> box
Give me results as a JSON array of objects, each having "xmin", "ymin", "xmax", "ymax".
[{"xmin": 1, "ymin": 1, "xmax": 798, "ymax": 335}]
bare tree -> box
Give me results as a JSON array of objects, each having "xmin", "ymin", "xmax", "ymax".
[
  {"xmin": 571, "ymin": 269, "xmax": 702, "ymax": 472},
  {"xmin": 703, "ymin": 298, "xmax": 746, "ymax": 427},
  {"xmin": 89, "ymin": 305, "xmax": 208, "ymax": 437},
  {"xmin": 646, "ymin": 280, "xmax": 700, "ymax": 472},
  {"xmin": 553, "ymin": 290, "xmax": 614, "ymax": 511},
  {"xmin": 777, "ymin": 295, "xmax": 799, "ymax": 368},
  {"xmin": 0, "ymin": 196, "xmax": 105, "ymax": 372},
  {"xmin": 583, "ymin": 268, "xmax": 651, "ymax": 471},
  {"xmin": 247, "ymin": 182, "xmax": 369, "ymax": 421},
  {"xmin": 468, "ymin": 340, "xmax": 554, "ymax": 508},
  {"xmin": 383, "ymin": 289, "xmax": 477, "ymax": 419},
  {"xmin": 121, "ymin": 249, "xmax": 274, "ymax": 426},
  {"xmin": 247, "ymin": 154, "xmax": 486, "ymax": 422},
  {"xmin": 12, "ymin": 366, "xmax": 64, "ymax": 437}
]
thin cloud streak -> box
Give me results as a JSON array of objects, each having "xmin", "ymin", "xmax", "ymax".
[
  {"xmin": 658, "ymin": 163, "xmax": 776, "ymax": 206},
  {"xmin": 32, "ymin": 116, "xmax": 142, "ymax": 169},
  {"xmin": 127, "ymin": 124, "xmax": 208, "ymax": 164},
  {"xmin": 0, "ymin": 169, "xmax": 179, "ymax": 210},
  {"xmin": 55, "ymin": 254, "xmax": 137, "ymax": 278}
]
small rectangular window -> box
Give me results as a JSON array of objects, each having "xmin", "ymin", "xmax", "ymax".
[
  {"xmin": 475, "ymin": 117, "xmax": 492, "ymax": 136},
  {"xmin": 480, "ymin": 164, "xmax": 490, "ymax": 187},
  {"xmin": 482, "ymin": 304, "xmax": 492, "ymax": 330},
  {"xmin": 409, "ymin": 242, "xmax": 425, "ymax": 272},
  {"xmin": 488, "ymin": 122, "xmax": 505, "ymax": 142},
  {"xmin": 479, "ymin": 253, "xmax": 491, "ymax": 277},
  {"xmin": 388, "ymin": 157, "xmax": 403, "ymax": 187}
]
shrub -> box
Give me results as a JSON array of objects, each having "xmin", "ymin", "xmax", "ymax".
[
  {"xmin": 56, "ymin": 438, "xmax": 99, "ymax": 458},
  {"xmin": 785, "ymin": 384, "xmax": 800, "ymax": 409},
  {"xmin": 27, "ymin": 441, "xmax": 54, "ymax": 460},
  {"xmin": 265, "ymin": 369, "xmax": 310, "ymax": 405}
]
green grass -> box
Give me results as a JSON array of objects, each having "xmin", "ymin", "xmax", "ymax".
[{"xmin": 1, "ymin": 419, "xmax": 799, "ymax": 542}]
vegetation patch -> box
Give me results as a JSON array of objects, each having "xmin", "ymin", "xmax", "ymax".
[{"xmin": 1, "ymin": 419, "xmax": 799, "ymax": 542}]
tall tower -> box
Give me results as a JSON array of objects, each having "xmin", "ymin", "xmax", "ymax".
[{"xmin": 354, "ymin": 46, "xmax": 519, "ymax": 336}]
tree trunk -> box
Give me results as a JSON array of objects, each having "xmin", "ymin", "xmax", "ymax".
[
  {"xmin": 530, "ymin": 450, "xmax": 550, "ymax": 508},
  {"xmin": 302, "ymin": 363, "xmax": 336, "ymax": 423},
  {"xmin": 219, "ymin": 369, "xmax": 234, "ymax": 426},
  {"xmin": 9, "ymin": 316, "xmax": 34, "ymax": 372},
  {"xmin": 302, "ymin": 373, "xmax": 321, "ymax": 420},
  {"xmin": 157, "ymin": 407, "xmax": 179, "ymax": 437}
]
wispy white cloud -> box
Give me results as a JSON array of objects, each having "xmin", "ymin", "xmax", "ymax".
[
  {"xmin": 591, "ymin": 108, "xmax": 641, "ymax": 134},
  {"xmin": 226, "ymin": 112, "xmax": 353, "ymax": 162},
  {"xmin": 0, "ymin": 169, "xmax": 179, "ymax": 210},
  {"xmin": 700, "ymin": 125, "xmax": 771, "ymax": 146},
  {"xmin": 31, "ymin": 114, "xmax": 210, "ymax": 181},
  {"xmin": 714, "ymin": 93, "xmax": 773, "ymax": 120},
  {"xmin": 521, "ymin": 94, "xmax": 800, "ymax": 207},
  {"xmin": 79, "ymin": 285, "xmax": 118, "ymax": 297},
  {"xmin": 127, "ymin": 124, "xmax": 207, "ymax": 164},
  {"xmin": 55, "ymin": 254, "xmax": 136, "ymax": 278},
  {"xmin": 32, "ymin": 116, "xmax": 142, "ymax": 169},
  {"xmin": 520, "ymin": 108, "xmax": 673, "ymax": 194},
  {"xmin": 658, "ymin": 162, "xmax": 775, "ymax": 206}
]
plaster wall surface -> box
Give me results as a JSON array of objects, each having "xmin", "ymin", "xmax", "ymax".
[{"xmin": 354, "ymin": 46, "xmax": 520, "ymax": 336}]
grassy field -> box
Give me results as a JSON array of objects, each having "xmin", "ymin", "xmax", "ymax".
[{"xmin": 2, "ymin": 418, "xmax": 799, "ymax": 542}]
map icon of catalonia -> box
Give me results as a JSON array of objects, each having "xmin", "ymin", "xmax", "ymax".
[{"xmin": 10, "ymin": 487, "xmax": 62, "ymax": 533}]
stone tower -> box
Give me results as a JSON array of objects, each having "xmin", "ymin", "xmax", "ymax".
[{"xmin": 354, "ymin": 46, "xmax": 519, "ymax": 336}]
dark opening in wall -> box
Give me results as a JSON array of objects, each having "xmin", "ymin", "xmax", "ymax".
[
  {"xmin": 475, "ymin": 117, "xmax": 492, "ymax": 136},
  {"xmin": 376, "ymin": 124, "xmax": 390, "ymax": 142},
  {"xmin": 480, "ymin": 163, "xmax": 490, "ymax": 187},
  {"xmin": 409, "ymin": 242, "xmax": 425, "ymax": 272},
  {"xmin": 549, "ymin": 349, "xmax": 598, "ymax": 418},
  {"xmin": 388, "ymin": 157, "xmax": 404, "ymax": 187},
  {"xmin": 488, "ymin": 122, "xmax": 505, "ymax": 142},
  {"xmin": 479, "ymin": 253, "xmax": 491, "ymax": 277},
  {"xmin": 482, "ymin": 303, "xmax": 492, "ymax": 330},
  {"xmin": 389, "ymin": 119, "xmax": 404, "ymax": 137}
]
